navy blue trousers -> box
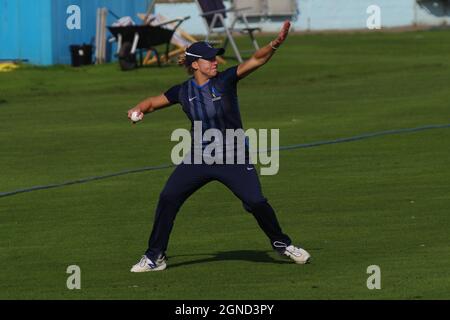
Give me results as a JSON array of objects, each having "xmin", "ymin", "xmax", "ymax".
[{"xmin": 145, "ymin": 163, "xmax": 291, "ymax": 260}]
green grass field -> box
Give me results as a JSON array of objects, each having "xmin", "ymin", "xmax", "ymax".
[{"xmin": 1, "ymin": 30, "xmax": 449, "ymax": 300}]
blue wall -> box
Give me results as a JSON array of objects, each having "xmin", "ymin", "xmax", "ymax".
[
  {"xmin": 51, "ymin": 0, "xmax": 151, "ymax": 64},
  {"xmin": 0, "ymin": 0, "xmax": 53, "ymax": 64},
  {"xmin": 0, "ymin": 0, "xmax": 151, "ymax": 65}
]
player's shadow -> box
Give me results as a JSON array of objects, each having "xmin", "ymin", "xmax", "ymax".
[{"xmin": 167, "ymin": 250, "xmax": 292, "ymax": 269}]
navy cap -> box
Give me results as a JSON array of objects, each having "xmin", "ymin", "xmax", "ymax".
[{"xmin": 185, "ymin": 41, "xmax": 225, "ymax": 66}]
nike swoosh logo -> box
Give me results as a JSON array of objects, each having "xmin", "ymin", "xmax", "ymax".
[
  {"xmin": 246, "ymin": 167, "xmax": 254, "ymax": 171},
  {"xmin": 189, "ymin": 97, "xmax": 197, "ymax": 102}
]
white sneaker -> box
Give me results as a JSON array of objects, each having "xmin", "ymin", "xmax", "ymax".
[
  {"xmin": 130, "ymin": 255, "xmax": 167, "ymax": 272},
  {"xmin": 283, "ymin": 245, "xmax": 311, "ymax": 264}
]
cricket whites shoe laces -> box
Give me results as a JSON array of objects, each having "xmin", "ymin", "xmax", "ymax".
[
  {"xmin": 283, "ymin": 245, "xmax": 311, "ymax": 264},
  {"xmin": 130, "ymin": 255, "xmax": 167, "ymax": 272}
]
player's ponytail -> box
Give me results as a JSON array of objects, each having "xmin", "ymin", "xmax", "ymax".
[
  {"xmin": 177, "ymin": 52, "xmax": 187, "ymax": 67},
  {"xmin": 178, "ymin": 51, "xmax": 196, "ymax": 75}
]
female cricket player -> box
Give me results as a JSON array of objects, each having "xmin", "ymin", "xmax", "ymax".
[{"xmin": 128, "ymin": 21, "xmax": 310, "ymax": 272}]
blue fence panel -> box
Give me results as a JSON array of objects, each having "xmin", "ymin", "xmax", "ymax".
[
  {"xmin": 0, "ymin": 0, "xmax": 20, "ymax": 60},
  {"xmin": 0, "ymin": 0, "xmax": 53, "ymax": 64},
  {"xmin": 0, "ymin": 0, "xmax": 151, "ymax": 65}
]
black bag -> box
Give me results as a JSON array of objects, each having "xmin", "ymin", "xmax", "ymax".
[{"xmin": 69, "ymin": 44, "xmax": 93, "ymax": 67}]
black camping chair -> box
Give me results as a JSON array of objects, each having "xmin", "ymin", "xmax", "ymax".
[{"xmin": 195, "ymin": 0, "xmax": 260, "ymax": 63}]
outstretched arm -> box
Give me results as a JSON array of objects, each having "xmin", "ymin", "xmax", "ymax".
[
  {"xmin": 236, "ymin": 21, "xmax": 291, "ymax": 79},
  {"xmin": 127, "ymin": 94, "xmax": 171, "ymax": 122}
]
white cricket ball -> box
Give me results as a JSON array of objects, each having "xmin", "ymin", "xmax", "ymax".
[{"xmin": 131, "ymin": 111, "xmax": 142, "ymax": 122}]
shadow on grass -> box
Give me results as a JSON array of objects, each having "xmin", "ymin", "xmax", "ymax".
[{"xmin": 167, "ymin": 250, "xmax": 294, "ymax": 269}]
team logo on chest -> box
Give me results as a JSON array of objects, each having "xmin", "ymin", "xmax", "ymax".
[{"xmin": 211, "ymin": 86, "xmax": 222, "ymax": 102}]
